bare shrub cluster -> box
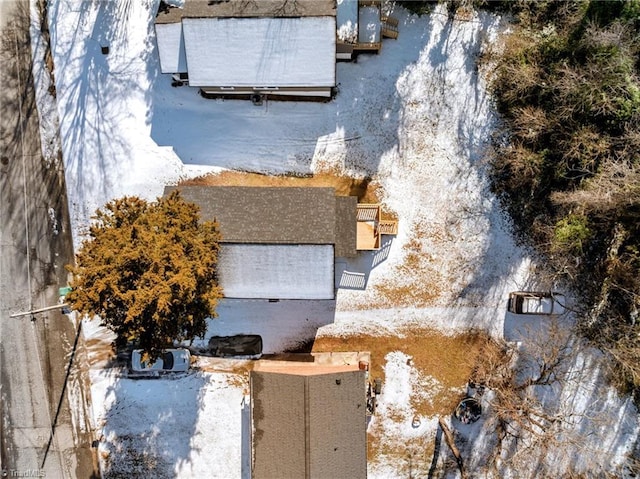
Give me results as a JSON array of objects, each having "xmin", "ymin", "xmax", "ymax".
[{"xmin": 467, "ymin": 326, "xmax": 627, "ymax": 477}]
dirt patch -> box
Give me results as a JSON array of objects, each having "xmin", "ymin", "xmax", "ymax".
[
  {"xmin": 313, "ymin": 329, "xmax": 492, "ymax": 464},
  {"xmin": 85, "ymin": 337, "xmax": 115, "ymax": 367},
  {"xmin": 195, "ymin": 357, "xmax": 257, "ymax": 376},
  {"xmin": 179, "ymin": 169, "xmax": 396, "ymax": 219},
  {"xmin": 368, "ymin": 430, "xmax": 434, "ymax": 475},
  {"xmin": 225, "ymin": 372, "xmax": 250, "ymax": 393},
  {"xmin": 367, "ymin": 223, "xmax": 449, "ymax": 308},
  {"xmin": 312, "ymin": 329, "xmax": 487, "ymax": 416}
]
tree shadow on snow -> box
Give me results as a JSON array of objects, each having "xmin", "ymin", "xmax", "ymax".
[
  {"xmin": 47, "ymin": 0, "xmax": 158, "ymax": 230},
  {"xmin": 97, "ymin": 370, "xmax": 221, "ymax": 478},
  {"xmin": 417, "ymin": 9, "xmax": 537, "ymax": 337}
]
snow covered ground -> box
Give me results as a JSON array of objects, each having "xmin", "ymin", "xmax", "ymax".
[{"xmin": 40, "ymin": 0, "xmax": 639, "ymax": 477}]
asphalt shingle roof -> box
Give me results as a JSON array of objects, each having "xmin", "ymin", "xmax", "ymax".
[
  {"xmin": 164, "ymin": 185, "xmax": 357, "ymax": 256},
  {"xmin": 250, "ymin": 369, "xmax": 367, "ymax": 479}
]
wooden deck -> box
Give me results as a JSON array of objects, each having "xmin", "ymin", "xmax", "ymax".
[
  {"xmin": 356, "ymin": 204, "xmax": 380, "ymax": 250},
  {"xmin": 357, "ymin": 221, "xmax": 380, "ymax": 250},
  {"xmin": 335, "ymin": 2, "xmax": 397, "ymax": 60},
  {"xmin": 356, "ymin": 204, "xmax": 397, "ymax": 250},
  {"xmin": 353, "ymin": 42, "xmax": 382, "ymax": 52}
]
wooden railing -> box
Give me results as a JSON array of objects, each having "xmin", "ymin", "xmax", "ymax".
[
  {"xmin": 353, "ymin": 41, "xmax": 382, "ymax": 52},
  {"xmin": 356, "ymin": 204, "xmax": 397, "ymax": 250},
  {"xmin": 379, "ymin": 220, "xmax": 398, "ymax": 235},
  {"xmin": 382, "ymin": 16, "xmax": 399, "ymax": 39}
]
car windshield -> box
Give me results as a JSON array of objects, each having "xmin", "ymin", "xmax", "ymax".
[{"xmin": 162, "ymin": 352, "xmax": 174, "ymax": 370}]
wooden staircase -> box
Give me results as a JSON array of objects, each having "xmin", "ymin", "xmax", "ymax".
[
  {"xmin": 382, "ymin": 16, "xmax": 399, "ymax": 39},
  {"xmin": 379, "ymin": 220, "xmax": 398, "ymax": 235},
  {"xmin": 357, "ymin": 204, "xmax": 380, "ymax": 222},
  {"xmin": 356, "ymin": 204, "xmax": 398, "ymax": 250}
]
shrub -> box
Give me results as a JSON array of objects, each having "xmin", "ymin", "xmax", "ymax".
[{"xmin": 553, "ymin": 213, "xmax": 592, "ymax": 255}]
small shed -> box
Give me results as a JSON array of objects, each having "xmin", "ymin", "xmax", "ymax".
[{"xmin": 250, "ymin": 363, "xmax": 367, "ymax": 479}]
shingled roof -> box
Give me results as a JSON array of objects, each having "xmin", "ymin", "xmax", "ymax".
[
  {"xmin": 163, "ymin": 185, "xmax": 357, "ymax": 257},
  {"xmin": 250, "ymin": 368, "xmax": 367, "ymax": 479},
  {"xmin": 156, "ymin": 0, "xmax": 336, "ymax": 24}
]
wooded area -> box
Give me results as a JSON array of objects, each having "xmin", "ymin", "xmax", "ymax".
[{"xmin": 487, "ymin": 0, "xmax": 640, "ymax": 399}]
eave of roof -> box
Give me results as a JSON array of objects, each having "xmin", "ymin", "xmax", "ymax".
[{"xmin": 335, "ymin": 196, "xmax": 357, "ymax": 257}]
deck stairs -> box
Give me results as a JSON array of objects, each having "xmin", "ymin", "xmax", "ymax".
[
  {"xmin": 382, "ymin": 16, "xmax": 399, "ymax": 39},
  {"xmin": 379, "ymin": 220, "xmax": 398, "ymax": 235},
  {"xmin": 357, "ymin": 204, "xmax": 380, "ymax": 222}
]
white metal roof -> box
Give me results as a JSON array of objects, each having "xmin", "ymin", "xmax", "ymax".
[
  {"xmin": 155, "ymin": 23, "xmax": 187, "ymax": 73},
  {"xmin": 218, "ymin": 244, "xmax": 335, "ymax": 300},
  {"xmin": 182, "ymin": 17, "xmax": 336, "ymax": 87}
]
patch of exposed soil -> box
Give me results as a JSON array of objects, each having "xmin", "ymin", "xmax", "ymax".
[{"xmin": 312, "ymin": 329, "xmax": 489, "ymax": 417}]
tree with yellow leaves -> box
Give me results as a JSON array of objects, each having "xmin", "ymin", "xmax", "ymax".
[{"xmin": 67, "ymin": 191, "xmax": 223, "ymax": 360}]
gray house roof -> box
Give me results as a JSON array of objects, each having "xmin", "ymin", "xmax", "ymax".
[
  {"xmin": 250, "ymin": 368, "xmax": 367, "ymax": 479},
  {"xmin": 156, "ymin": 0, "xmax": 336, "ymax": 24},
  {"xmin": 163, "ymin": 186, "xmax": 357, "ymax": 257}
]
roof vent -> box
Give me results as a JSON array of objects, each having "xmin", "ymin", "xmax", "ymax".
[{"xmin": 250, "ymin": 94, "xmax": 263, "ymax": 106}]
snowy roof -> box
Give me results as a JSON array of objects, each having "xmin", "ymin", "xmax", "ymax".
[
  {"xmin": 358, "ymin": 5, "xmax": 381, "ymax": 44},
  {"xmin": 164, "ymin": 186, "xmax": 357, "ymax": 256},
  {"xmin": 251, "ymin": 369, "xmax": 367, "ymax": 478},
  {"xmin": 181, "ymin": 16, "xmax": 336, "ymax": 88},
  {"xmin": 336, "ymin": 0, "xmax": 358, "ymax": 44},
  {"xmin": 218, "ymin": 244, "xmax": 334, "ymax": 299},
  {"xmin": 156, "ymin": 0, "xmax": 335, "ymax": 24},
  {"xmin": 155, "ymin": 23, "xmax": 187, "ymax": 73}
]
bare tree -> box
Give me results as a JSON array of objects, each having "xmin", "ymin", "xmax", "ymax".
[{"xmin": 469, "ymin": 322, "xmax": 607, "ymax": 475}]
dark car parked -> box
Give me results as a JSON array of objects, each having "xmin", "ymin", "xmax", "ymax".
[{"xmin": 208, "ymin": 334, "xmax": 263, "ymax": 359}]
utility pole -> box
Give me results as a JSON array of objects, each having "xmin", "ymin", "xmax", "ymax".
[{"xmin": 9, "ymin": 303, "xmax": 69, "ymax": 318}]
